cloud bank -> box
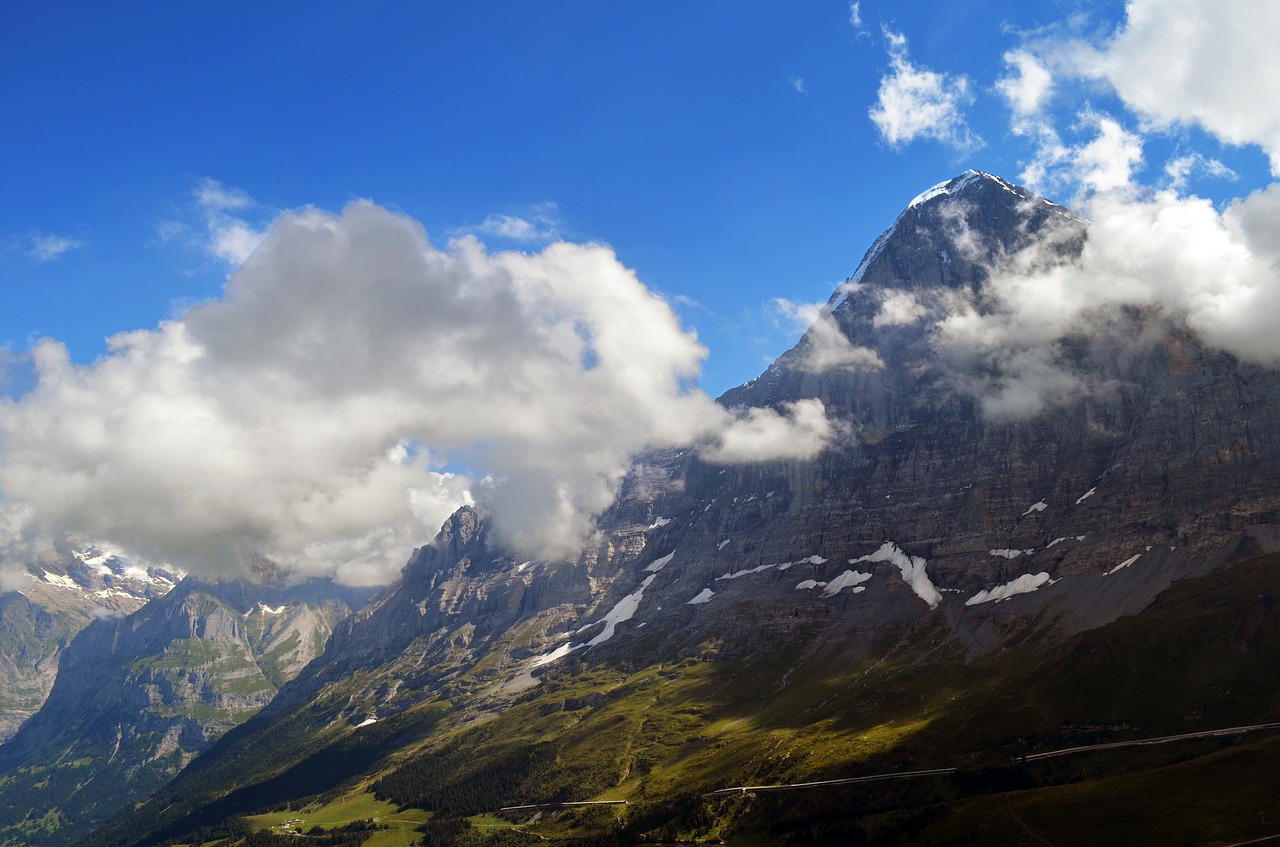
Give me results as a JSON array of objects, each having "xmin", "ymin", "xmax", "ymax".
[
  {"xmin": 0, "ymin": 202, "xmax": 835, "ymax": 584},
  {"xmin": 930, "ymin": 0, "xmax": 1280, "ymax": 419}
]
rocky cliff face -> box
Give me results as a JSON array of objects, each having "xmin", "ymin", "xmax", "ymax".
[
  {"xmin": 0, "ymin": 576, "xmax": 367, "ymax": 847},
  {"xmin": 80, "ymin": 173, "xmax": 1280, "ymax": 846},
  {"xmin": 0, "ymin": 548, "xmax": 180, "ymax": 741}
]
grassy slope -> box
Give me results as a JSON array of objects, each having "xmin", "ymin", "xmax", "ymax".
[{"xmin": 88, "ymin": 553, "xmax": 1280, "ymax": 847}]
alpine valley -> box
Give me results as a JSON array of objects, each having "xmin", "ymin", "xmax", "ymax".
[{"xmin": 5, "ymin": 172, "xmax": 1280, "ymax": 847}]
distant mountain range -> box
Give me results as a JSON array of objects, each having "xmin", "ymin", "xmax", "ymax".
[
  {"xmin": 5, "ymin": 172, "xmax": 1280, "ymax": 847},
  {"xmin": 0, "ymin": 547, "xmax": 180, "ymax": 741},
  {"xmin": 0, "ymin": 572, "xmax": 370, "ymax": 847}
]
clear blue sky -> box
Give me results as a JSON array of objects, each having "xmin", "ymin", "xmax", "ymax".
[{"xmin": 9, "ymin": 0, "xmax": 1242, "ymax": 397}]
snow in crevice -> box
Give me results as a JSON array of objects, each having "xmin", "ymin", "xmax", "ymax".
[
  {"xmin": 1104, "ymin": 554, "xmax": 1141, "ymax": 576},
  {"xmin": 716, "ymin": 555, "xmax": 828, "ymax": 581},
  {"xmin": 41, "ymin": 571, "xmax": 80, "ymax": 589},
  {"xmin": 1022, "ymin": 500, "xmax": 1048, "ymax": 516},
  {"xmin": 355, "ymin": 716, "xmax": 379, "ymax": 728},
  {"xmin": 643, "ymin": 552, "xmax": 676, "ymax": 572},
  {"xmin": 1075, "ymin": 487, "xmax": 1096, "ymax": 504},
  {"xmin": 717, "ymin": 563, "xmax": 776, "ymax": 581},
  {"xmin": 851, "ymin": 542, "xmax": 941, "ymax": 609},
  {"xmin": 687, "ymin": 588, "xmax": 715, "ymax": 605},
  {"xmin": 908, "ymin": 170, "xmax": 984, "ymax": 208},
  {"xmin": 989, "ymin": 548, "xmax": 1033, "ymax": 559},
  {"xmin": 531, "ymin": 642, "xmax": 576, "ymax": 667},
  {"xmin": 585, "ymin": 574, "xmax": 656, "ymax": 647},
  {"xmin": 965, "ymin": 572, "xmax": 1053, "ymax": 606},
  {"xmin": 795, "ymin": 570, "xmax": 871, "ymax": 597},
  {"xmin": 258, "ymin": 604, "xmax": 286, "ymax": 615},
  {"xmin": 648, "ymin": 517, "xmax": 671, "ymax": 529},
  {"xmin": 717, "ymin": 539, "xmax": 731, "ymax": 550},
  {"xmin": 821, "ymin": 570, "xmax": 872, "ymax": 597}
]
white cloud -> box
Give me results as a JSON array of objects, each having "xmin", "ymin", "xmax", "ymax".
[
  {"xmin": 996, "ymin": 49, "xmax": 1053, "ymax": 118},
  {"xmin": 194, "ymin": 178, "xmax": 254, "ymax": 211},
  {"xmin": 774, "ymin": 298, "xmax": 884, "ymax": 373},
  {"xmin": 28, "ymin": 233, "xmax": 84, "ymax": 261},
  {"xmin": 457, "ymin": 202, "xmax": 560, "ymax": 244},
  {"xmin": 0, "ymin": 201, "xmax": 836, "ymax": 583},
  {"xmin": 849, "ymin": 2, "xmax": 862, "ymax": 29},
  {"xmin": 1074, "ymin": 112, "xmax": 1144, "ymax": 192},
  {"xmin": 869, "ymin": 30, "xmax": 982, "ymax": 153},
  {"xmin": 1163, "ymin": 152, "xmax": 1237, "ymax": 192},
  {"xmin": 873, "ymin": 289, "xmax": 929, "ymax": 328},
  {"xmin": 699, "ymin": 399, "xmax": 835, "ymax": 464},
  {"xmin": 156, "ymin": 178, "xmax": 273, "ymax": 269},
  {"xmin": 1094, "ymin": 0, "xmax": 1280, "ymax": 175},
  {"xmin": 789, "ymin": 76, "xmax": 807, "ymax": 94},
  {"xmin": 194, "ymin": 179, "xmax": 271, "ymax": 266}
]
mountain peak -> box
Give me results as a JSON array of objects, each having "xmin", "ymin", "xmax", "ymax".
[
  {"xmin": 905, "ymin": 169, "xmax": 1024, "ymax": 209},
  {"xmin": 823, "ymin": 172, "xmax": 1074, "ymax": 315}
]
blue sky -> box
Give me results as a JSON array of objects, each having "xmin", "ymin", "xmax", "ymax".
[
  {"xmin": 0, "ymin": 0, "xmax": 1191, "ymax": 394},
  {"xmin": 3, "ymin": 1, "xmax": 1279, "ymax": 581}
]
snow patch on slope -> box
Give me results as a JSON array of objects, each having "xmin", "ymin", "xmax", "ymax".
[
  {"xmin": 821, "ymin": 570, "xmax": 872, "ymax": 597},
  {"xmin": 1104, "ymin": 554, "xmax": 1141, "ymax": 576},
  {"xmin": 40, "ymin": 571, "xmax": 80, "ymax": 590},
  {"xmin": 531, "ymin": 642, "xmax": 575, "ymax": 668},
  {"xmin": 687, "ymin": 588, "xmax": 715, "ymax": 605},
  {"xmin": 965, "ymin": 572, "xmax": 1053, "ymax": 606},
  {"xmin": 851, "ymin": 542, "xmax": 941, "ymax": 609},
  {"xmin": 716, "ymin": 555, "xmax": 828, "ymax": 581},
  {"xmin": 908, "ymin": 170, "xmax": 983, "ymax": 209},
  {"xmin": 585, "ymin": 575, "xmax": 656, "ymax": 647},
  {"xmin": 644, "ymin": 552, "xmax": 676, "ymax": 573}
]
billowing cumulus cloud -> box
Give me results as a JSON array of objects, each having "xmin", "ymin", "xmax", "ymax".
[
  {"xmin": 1092, "ymin": 0, "xmax": 1280, "ymax": 175},
  {"xmin": 870, "ymin": 30, "xmax": 982, "ymax": 153},
  {"xmin": 0, "ymin": 201, "xmax": 836, "ymax": 583}
]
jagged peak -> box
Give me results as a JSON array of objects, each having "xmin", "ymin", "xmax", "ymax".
[{"xmin": 826, "ymin": 172, "xmax": 1071, "ymax": 314}]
